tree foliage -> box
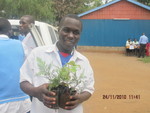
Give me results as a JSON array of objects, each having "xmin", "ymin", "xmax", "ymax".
[
  {"xmin": 136, "ymin": 0, "xmax": 150, "ymax": 6},
  {"xmin": 0, "ymin": 0, "xmax": 54, "ymax": 23},
  {"xmin": 0, "ymin": 0, "xmax": 103, "ymax": 24},
  {"xmin": 51, "ymin": 0, "xmax": 103, "ymax": 22},
  {"xmin": 102, "ymin": 0, "xmax": 150, "ymax": 6},
  {"xmin": 1, "ymin": 0, "xmax": 149, "ymax": 25},
  {"xmin": 103, "ymin": 0, "xmax": 113, "ymax": 4}
]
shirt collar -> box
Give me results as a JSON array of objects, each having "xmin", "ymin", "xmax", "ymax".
[
  {"xmin": 0, "ymin": 34, "xmax": 9, "ymax": 40},
  {"xmin": 45, "ymin": 43, "xmax": 75, "ymax": 54},
  {"xmin": 45, "ymin": 43, "xmax": 58, "ymax": 53},
  {"xmin": 44, "ymin": 44, "xmax": 84, "ymax": 60}
]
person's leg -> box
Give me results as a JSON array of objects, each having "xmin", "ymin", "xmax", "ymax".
[
  {"xmin": 126, "ymin": 48, "xmax": 129, "ymax": 56},
  {"xmin": 138, "ymin": 45, "xmax": 142, "ymax": 57},
  {"xmin": 141, "ymin": 44, "xmax": 146, "ymax": 58}
]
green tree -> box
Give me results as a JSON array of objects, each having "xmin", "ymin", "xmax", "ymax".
[
  {"xmin": 0, "ymin": 0, "xmax": 104, "ymax": 24},
  {"xmin": 51, "ymin": 0, "xmax": 103, "ymax": 22},
  {"xmin": 99, "ymin": 0, "xmax": 150, "ymax": 5},
  {"xmin": 0, "ymin": 0, "xmax": 54, "ymax": 23},
  {"xmin": 136, "ymin": 0, "xmax": 150, "ymax": 6}
]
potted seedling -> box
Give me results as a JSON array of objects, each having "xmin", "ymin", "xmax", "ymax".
[{"xmin": 36, "ymin": 57, "xmax": 85, "ymax": 109}]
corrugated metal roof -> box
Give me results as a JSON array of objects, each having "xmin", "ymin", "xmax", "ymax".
[{"xmin": 78, "ymin": 0, "xmax": 150, "ymax": 17}]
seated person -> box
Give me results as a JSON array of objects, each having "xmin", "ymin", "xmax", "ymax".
[
  {"xmin": 126, "ymin": 38, "xmax": 134, "ymax": 56},
  {"xmin": 132, "ymin": 38, "xmax": 139, "ymax": 56}
]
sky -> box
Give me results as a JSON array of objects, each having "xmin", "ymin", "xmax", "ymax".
[
  {"xmin": 102, "ymin": 0, "xmax": 112, "ymax": 4},
  {"xmin": 102, "ymin": 0, "xmax": 106, "ymax": 3}
]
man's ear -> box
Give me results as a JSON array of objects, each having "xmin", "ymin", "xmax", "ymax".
[
  {"xmin": 58, "ymin": 27, "xmax": 61, "ymax": 32},
  {"xmin": 28, "ymin": 24, "xmax": 32, "ymax": 29}
]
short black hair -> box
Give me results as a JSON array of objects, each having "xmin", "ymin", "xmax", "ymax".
[
  {"xmin": 0, "ymin": 17, "xmax": 11, "ymax": 34},
  {"xmin": 59, "ymin": 14, "xmax": 82, "ymax": 31},
  {"xmin": 21, "ymin": 15, "xmax": 35, "ymax": 24}
]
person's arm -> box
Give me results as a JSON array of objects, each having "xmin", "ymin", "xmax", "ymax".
[
  {"xmin": 138, "ymin": 38, "xmax": 141, "ymax": 48},
  {"xmin": 147, "ymin": 37, "xmax": 149, "ymax": 43},
  {"xmin": 22, "ymin": 43, "xmax": 29, "ymax": 58},
  {"xmin": 63, "ymin": 60, "xmax": 95, "ymax": 110},
  {"xmin": 64, "ymin": 91, "xmax": 91, "ymax": 110},
  {"xmin": 20, "ymin": 81, "xmax": 56, "ymax": 108}
]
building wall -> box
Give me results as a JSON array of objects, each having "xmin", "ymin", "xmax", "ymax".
[
  {"xmin": 78, "ymin": 19, "xmax": 150, "ymax": 46},
  {"xmin": 80, "ymin": 0, "xmax": 150, "ymax": 20},
  {"xmin": 78, "ymin": 0, "xmax": 150, "ymax": 47}
]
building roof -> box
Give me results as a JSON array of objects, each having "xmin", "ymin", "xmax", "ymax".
[{"xmin": 78, "ymin": 0, "xmax": 150, "ymax": 17}]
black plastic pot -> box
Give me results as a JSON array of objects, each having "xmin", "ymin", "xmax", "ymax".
[{"xmin": 49, "ymin": 84, "xmax": 76, "ymax": 109}]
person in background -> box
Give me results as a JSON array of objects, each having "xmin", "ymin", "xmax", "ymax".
[
  {"xmin": 132, "ymin": 38, "xmax": 139, "ymax": 56},
  {"xmin": 138, "ymin": 33, "xmax": 149, "ymax": 58},
  {"xmin": 0, "ymin": 17, "xmax": 31, "ymax": 113},
  {"xmin": 20, "ymin": 14, "xmax": 94, "ymax": 113},
  {"xmin": 9, "ymin": 29, "xmax": 19, "ymax": 40},
  {"xmin": 19, "ymin": 15, "xmax": 36, "ymax": 53},
  {"xmin": 126, "ymin": 38, "xmax": 134, "ymax": 56}
]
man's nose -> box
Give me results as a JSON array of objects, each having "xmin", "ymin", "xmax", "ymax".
[{"xmin": 68, "ymin": 31, "xmax": 74, "ymax": 38}]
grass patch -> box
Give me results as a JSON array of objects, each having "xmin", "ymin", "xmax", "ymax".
[{"xmin": 138, "ymin": 56, "xmax": 150, "ymax": 63}]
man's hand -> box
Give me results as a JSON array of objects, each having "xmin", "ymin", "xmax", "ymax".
[
  {"xmin": 34, "ymin": 83, "xmax": 56, "ymax": 108},
  {"xmin": 20, "ymin": 81, "xmax": 56, "ymax": 108},
  {"xmin": 64, "ymin": 91, "xmax": 91, "ymax": 110}
]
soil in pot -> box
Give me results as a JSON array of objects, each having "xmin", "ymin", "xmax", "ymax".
[
  {"xmin": 58, "ymin": 85, "xmax": 77, "ymax": 109},
  {"xmin": 48, "ymin": 85, "xmax": 77, "ymax": 109}
]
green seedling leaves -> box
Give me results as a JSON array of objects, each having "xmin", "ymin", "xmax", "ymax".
[{"xmin": 36, "ymin": 57, "xmax": 85, "ymax": 91}]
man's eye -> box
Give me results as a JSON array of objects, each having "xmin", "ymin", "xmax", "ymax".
[
  {"xmin": 19, "ymin": 21, "xmax": 26, "ymax": 25},
  {"xmin": 63, "ymin": 28, "xmax": 70, "ymax": 33},
  {"xmin": 73, "ymin": 31, "xmax": 80, "ymax": 35},
  {"xmin": 62, "ymin": 28, "xmax": 80, "ymax": 35}
]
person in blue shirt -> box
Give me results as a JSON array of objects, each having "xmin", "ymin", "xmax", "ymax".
[
  {"xmin": 138, "ymin": 33, "xmax": 149, "ymax": 58},
  {"xmin": 0, "ymin": 17, "xmax": 31, "ymax": 113}
]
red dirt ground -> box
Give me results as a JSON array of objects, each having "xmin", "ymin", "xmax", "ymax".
[{"xmin": 81, "ymin": 51, "xmax": 150, "ymax": 113}]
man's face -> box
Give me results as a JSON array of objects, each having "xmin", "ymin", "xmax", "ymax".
[
  {"xmin": 19, "ymin": 17, "xmax": 30, "ymax": 35},
  {"xmin": 58, "ymin": 17, "xmax": 82, "ymax": 52}
]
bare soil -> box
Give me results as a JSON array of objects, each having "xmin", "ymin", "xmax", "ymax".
[{"xmin": 81, "ymin": 51, "xmax": 150, "ymax": 113}]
